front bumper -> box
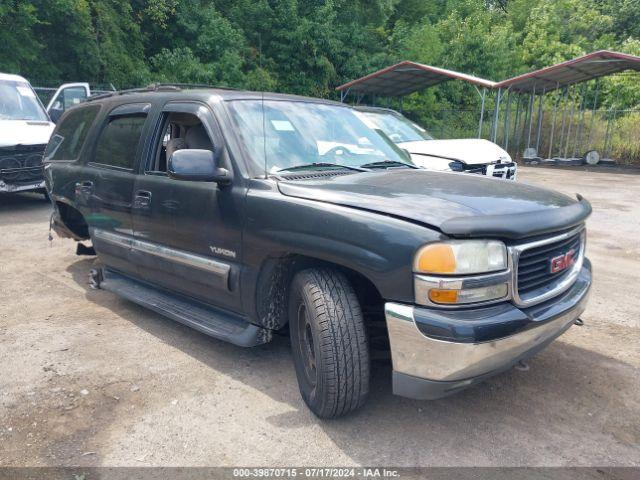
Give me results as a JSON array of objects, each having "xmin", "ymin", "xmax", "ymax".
[
  {"xmin": 0, "ymin": 179, "xmax": 46, "ymax": 193},
  {"xmin": 461, "ymin": 162, "xmax": 517, "ymax": 180},
  {"xmin": 386, "ymin": 259, "xmax": 591, "ymax": 400}
]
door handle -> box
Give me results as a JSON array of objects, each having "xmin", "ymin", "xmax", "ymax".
[
  {"xmin": 134, "ymin": 190, "xmax": 152, "ymax": 209},
  {"xmin": 75, "ymin": 180, "xmax": 94, "ymax": 196}
]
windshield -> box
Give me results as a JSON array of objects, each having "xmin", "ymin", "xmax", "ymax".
[
  {"xmin": 359, "ymin": 110, "xmax": 434, "ymax": 143},
  {"xmin": 227, "ymin": 100, "xmax": 412, "ymax": 175},
  {"xmin": 0, "ymin": 80, "xmax": 49, "ymax": 121}
]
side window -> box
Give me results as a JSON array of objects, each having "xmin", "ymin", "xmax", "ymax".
[
  {"xmin": 93, "ymin": 114, "xmax": 147, "ymax": 169},
  {"xmin": 147, "ymin": 112, "xmax": 214, "ymax": 173},
  {"xmin": 61, "ymin": 87, "xmax": 88, "ymax": 109},
  {"xmin": 48, "ymin": 86, "xmax": 89, "ymax": 123},
  {"xmin": 45, "ymin": 105, "xmax": 100, "ymax": 161}
]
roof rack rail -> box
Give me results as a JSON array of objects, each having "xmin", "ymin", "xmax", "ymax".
[
  {"xmin": 152, "ymin": 82, "xmax": 237, "ymax": 91},
  {"xmin": 86, "ymin": 82, "xmax": 237, "ymax": 102}
]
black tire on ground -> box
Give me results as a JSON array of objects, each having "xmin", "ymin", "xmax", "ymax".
[{"xmin": 289, "ymin": 268, "xmax": 370, "ymax": 418}]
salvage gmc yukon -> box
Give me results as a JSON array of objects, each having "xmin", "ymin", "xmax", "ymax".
[{"xmin": 45, "ymin": 85, "xmax": 592, "ymax": 418}]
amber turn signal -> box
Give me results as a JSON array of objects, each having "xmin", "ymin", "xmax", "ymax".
[
  {"xmin": 414, "ymin": 244, "xmax": 456, "ymax": 274},
  {"xmin": 428, "ymin": 289, "xmax": 459, "ymax": 304}
]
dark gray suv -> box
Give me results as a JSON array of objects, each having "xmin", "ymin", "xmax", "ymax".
[{"xmin": 45, "ymin": 85, "xmax": 592, "ymax": 418}]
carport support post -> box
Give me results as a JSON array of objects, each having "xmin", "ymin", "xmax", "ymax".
[
  {"xmin": 340, "ymin": 87, "xmax": 350, "ymax": 103},
  {"xmin": 503, "ymin": 88, "xmax": 512, "ymax": 150},
  {"xmin": 586, "ymin": 78, "xmax": 600, "ymax": 149},
  {"xmin": 513, "ymin": 93, "xmax": 523, "ymax": 157},
  {"xmin": 520, "ymin": 93, "xmax": 532, "ymax": 155},
  {"xmin": 603, "ymin": 109, "xmax": 615, "ymax": 159},
  {"xmin": 478, "ymin": 88, "xmax": 486, "ymax": 138},
  {"xmin": 547, "ymin": 84, "xmax": 561, "ymax": 158},
  {"xmin": 573, "ymin": 83, "xmax": 589, "ymax": 157},
  {"xmin": 557, "ymin": 86, "xmax": 570, "ymax": 159},
  {"xmin": 526, "ymin": 86, "xmax": 536, "ymax": 151},
  {"xmin": 491, "ymin": 88, "xmax": 502, "ymax": 143},
  {"xmin": 535, "ymin": 88, "xmax": 546, "ymax": 155},
  {"xmin": 564, "ymin": 85, "xmax": 577, "ymax": 159}
]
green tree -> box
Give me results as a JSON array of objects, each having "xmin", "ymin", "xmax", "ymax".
[{"xmin": 0, "ymin": 1, "xmax": 42, "ymax": 76}]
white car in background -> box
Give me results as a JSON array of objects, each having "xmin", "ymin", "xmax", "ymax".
[
  {"xmin": 355, "ymin": 106, "xmax": 517, "ymax": 180},
  {"xmin": 0, "ymin": 73, "xmax": 89, "ymax": 195}
]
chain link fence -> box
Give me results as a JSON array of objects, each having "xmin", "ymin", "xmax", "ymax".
[
  {"xmin": 428, "ymin": 106, "xmax": 640, "ymax": 166},
  {"xmin": 32, "ymin": 82, "xmax": 116, "ymax": 106}
]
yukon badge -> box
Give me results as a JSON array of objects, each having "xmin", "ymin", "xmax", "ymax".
[
  {"xmin": 550, "ymin": 249, "xmax": 575, "ymax": 274},
  {"xmin": 209, "ymin": 246, "xmax": 237, "ymax": 259}
]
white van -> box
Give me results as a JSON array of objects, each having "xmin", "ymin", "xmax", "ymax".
[{"xmin": 0, "ymin": 73, "xmax": 89, "ymax": 195}]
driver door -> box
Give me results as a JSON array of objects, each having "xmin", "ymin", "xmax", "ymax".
[
  {"xmin": 131, "ymin": 101, "xmax": 244, "ymax": 312},
  {"xmin": 46, "ymin": 83, "xmax": 91, "ymax": 123}
]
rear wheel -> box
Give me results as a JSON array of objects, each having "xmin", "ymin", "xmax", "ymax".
[{"xmin": 289, "ymin": 268, "xmax": 369, "ymax": 418}]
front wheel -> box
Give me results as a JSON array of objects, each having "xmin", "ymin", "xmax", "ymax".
[{"xmin": 289, "ymin": 268, "xmax": 370, "ymax": 418}]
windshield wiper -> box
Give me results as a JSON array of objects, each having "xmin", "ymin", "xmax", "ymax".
[
  {"xmin": 278, "ymin": 162, "xmax": 367, "ymax": 173},
  {"xmin": 359, "ymin": 160, "xmax": 418, "ymax": 169}
]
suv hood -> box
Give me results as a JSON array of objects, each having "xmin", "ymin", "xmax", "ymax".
[
  {"xmin": 0, "ymin": 120, "xmax": 55, "ymax": 148},
  {"xmin": 398, "ymin": 138, "xmax": 510, "ymax": 166},
  {"xmin": 278, "ymin": 169, "xmax": 585, "ymax": 238}
]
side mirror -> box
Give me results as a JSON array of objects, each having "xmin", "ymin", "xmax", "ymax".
[
  {"xmin": 168, "ymin": 149, "xmax": 232, "ymax": 184},
  {"xmin": 49, "ymin": 108, "xmax": 63, "ymax": 124}
]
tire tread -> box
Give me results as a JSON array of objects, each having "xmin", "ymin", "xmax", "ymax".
[{"xmin": 292, "ymin": 268, "xmax": 369, "ymax": 418}]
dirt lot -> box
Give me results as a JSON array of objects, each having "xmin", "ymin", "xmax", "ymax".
[{"xmin": 0, "ymin": 167, "xmax": 639, "ymax": 467}]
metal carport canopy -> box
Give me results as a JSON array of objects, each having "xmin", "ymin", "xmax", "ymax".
[
  {"xmin": 335, "ymin": 61, "xmax": 496, "ymax": 97},
  {"xmin": 495, "ymin": 50, "xmax": 640, "ymax": 93}
]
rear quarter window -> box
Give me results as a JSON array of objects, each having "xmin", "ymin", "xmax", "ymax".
[{"xmin": 45, "ymin": 105, "xmax": 100, "ymax": 161}]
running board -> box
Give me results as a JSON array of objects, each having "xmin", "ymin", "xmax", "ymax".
[{"xmin": 100, "ymin": 268, "xmax": 268, "ymax": 347}]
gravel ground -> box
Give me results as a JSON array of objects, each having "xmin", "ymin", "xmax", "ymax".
[{"xmin": 0, "ymin": 166, "xmax": 638, "ymax": 467}]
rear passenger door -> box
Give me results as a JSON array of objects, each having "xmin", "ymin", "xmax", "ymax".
[{"xmin": 84, "ymin": 103, "xmax": 151, "ymax": 277}]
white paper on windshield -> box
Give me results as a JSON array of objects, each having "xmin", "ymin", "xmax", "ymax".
[
  {"xmin": 271, "ymin": 120, "xmax": 295, "ymax": 131},
  {"xmin": 412, "ymin": 123, "xmax": 426, "ymax": 132},
  {"xmin": 17, "ymin": 86, "xmax": 36, "ymax": 98}
]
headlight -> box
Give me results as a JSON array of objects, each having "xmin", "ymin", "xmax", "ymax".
[
  {"xmin": 500, "ymin": 153, "xmax": 513, "ymax": 163},
  {"xmin": 448, "ymin": 161, "xmax": 465, "ymax": 172},
  {"xmin": 414, "ymin": 240, "xmax": 507, "ymax": 275},
  {"xmin": 413, "ymin": 240, "xmax": 510, "ymax": 307}
]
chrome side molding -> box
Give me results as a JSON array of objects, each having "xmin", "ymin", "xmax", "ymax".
[{"xmin": 92, "ymin": 228, "xmax": 231, "ymax": 280}]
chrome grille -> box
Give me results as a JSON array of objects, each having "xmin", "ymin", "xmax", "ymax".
[
  {"xmin": 464, "ymin": 162, "xmax": 517, "ymax": 180},
  {"xmin": 0, "ymin": 145, "xmax": 46, "ymax": 184},
  {"xmin": 490, "ymin": 162, "xmax": 517, "ymax": 180},
  {"xmin": 511, "ymin": 227, "xmax": 585, "ymax": 307},
  {"xmin": 517, "ymin": 232, "xmax": 582, "ymax": 294}
]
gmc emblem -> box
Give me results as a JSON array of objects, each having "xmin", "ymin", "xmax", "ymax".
[{"xmin": 550, "ymin": 249, "xmax": 576, "ymax": 274}]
